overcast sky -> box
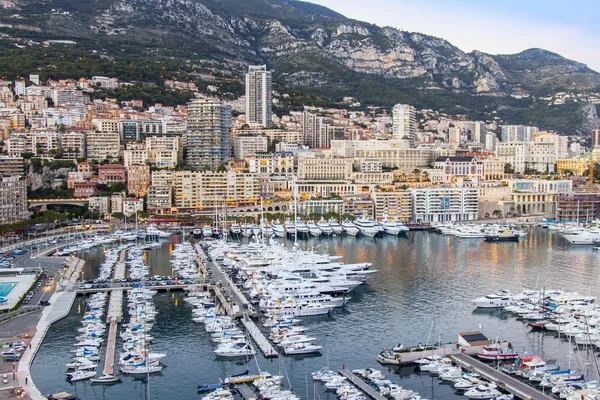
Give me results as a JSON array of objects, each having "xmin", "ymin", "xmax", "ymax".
[{"xmin": 309, "ymin": 0, "xmax": 600, "ymax": 72}]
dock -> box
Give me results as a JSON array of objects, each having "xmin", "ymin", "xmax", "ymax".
[
  {"xmin": 102, "ymin": 289, "xmax": 123, "ymax": 376},
  {"xmin": 451, "ymin": 353, "xmax": 554, "ymax": 400},
  {"xmin": 338, "ymin": 369, "xmax": 387, "ymax": 400},
  {"xmin": 240, "ymin": 312, "xmax": 278, "ymax": 358},
  {"xmin": 235, "ymin": 384, "xmax": 258, "ymax": 400}
]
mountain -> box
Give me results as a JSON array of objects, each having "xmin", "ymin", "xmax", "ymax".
[{"xmin": 1, "ymin": 0, "xmax": 599, "ymax": 136}]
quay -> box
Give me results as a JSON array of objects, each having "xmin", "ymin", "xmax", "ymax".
[
  {"xmin": 235, "ymin": 383, "xmax": 258, "ymax": 400},
  {"xmin": 451, "ymin": 353, "xmax": 554, "ymax": 400},
  {"xmin": 240, "ymin": 312, "xmax": 278, "ymax": 358},
  {"xmin": 338, "ymin": 369, "xmax": 387, "ymax": 400},
  {"xmin": 102, "ymin": 289, "xmax": 123, "ymax": 376}
]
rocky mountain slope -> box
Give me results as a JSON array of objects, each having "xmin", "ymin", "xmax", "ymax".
[{"xmin": 1, "ymin": 0, "xmax": 599, "ymax": 135}]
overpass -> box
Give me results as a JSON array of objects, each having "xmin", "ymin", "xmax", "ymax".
[{"xmin": 28, "ymin": 198, "xmax": 89, "ymax": 209}]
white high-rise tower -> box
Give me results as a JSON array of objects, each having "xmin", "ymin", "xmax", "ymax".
[
  {"xmin": 392, "ymin": 104, "xmax": 416, "ymax": 147},
  {"xmin": 245, "ymin": 65, "xmax": 272, "ymax": 128}
]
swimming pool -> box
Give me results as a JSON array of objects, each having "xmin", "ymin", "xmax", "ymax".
[{"xmin": 0, "ymin": 282, "xmax": 17, "ymax": 297}]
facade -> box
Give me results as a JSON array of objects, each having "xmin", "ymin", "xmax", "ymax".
[
  {"xmin": 147, "ymin": 185, "xmax": 173, "ymax": 215},
  {"xmin": 294, "ymin": 199, "xmax": 344, "ymax": 217},
  {"xmin": 27, "ymin": 131, "xmax": 60, "ymax": 156},
  {"xmin": 0, "ymin": 156, "xmax": 24, "ymax": 176},
  {"xmin": 501, "ymin": 125, "xmax": 539, "ymax": 142},
  {"xmin": 392, "ymin": 104, "xmax": 416, "ymax": 147},
  {"xmin": 247, "ymin": 153, "xmax": 294, "ymax": 175},
  {"xmin": 86, "ymin": 131, "xmax": 120, "ymax": 161},
  {"xmin": 119, "ymin": 120, "xmax": 143, "ymax": 143},
  {"xmin": 0, "ymin": 176, "xmax": 29, "ymax": 224},
  {"xmin": 6, "ymin": 136, "xmax": 26, "ymax": 156},
  {"xmin": 233, "ymin": 136, "xmax": 268, "ymax": 159},
  {"xmin": 146, "ymin": 136, "xmax": 182, "ymax": 168},
  {"xmin": 557, "ymin": 158, "xmax": 589, "ymax": 176},
  {"xmin": 110, "ymin": 192, "xmax": 125, "ymax": 214},
  {"xmin": 508, "ymin": 179, "xmax": 572, "ymax": 216},
  {"xmin": 372, "ymin": 191, "xmax": 412, "ymax": 222},
  {"xmin": 297, "ymin": 156, "xmax": 353, "ymax": 180},
  {"xmin": 411, "ymin": 187, "xmax": 479, "ymax": 223},
  {"xmin": 88, "ymin": 196, "xmax": 110, "ymax": 217},
  {"xmin": 303, "ymin": 112, "xmax": 333, "ymax": 149},
  {"xmin": 74, "ymin": 182, "xmax": 96, "ymax": 198},
  {"xmin": 98, "ymin": 164, "xmax": 126, "ymax": 184},
  {"xmin": 61, "ymin": 131, "xmax": 86, "ymax": 159},
  {"xmin": 245, "ymin": 65, "xmax": 272, "ymax": 128},
  {"xmin": 127, "ymin": 165, "xmax": 150, "ymax": 197},
  {"xmin": 341, "ymin": 194, "xmax": 374, "ymax": 219},
  {"xmin": 123, "ymin": 198, "xmax": 144, "ymax": 217},
  {"xmin": 173, "ymin": 171, "xmax": 259, "ymax": 211},
  {"xmin": 496, "ymin": 141, "xmax": 557, "ymax": 173},
  {"xmin": 533, "ymin": 132, "xmax": 568, "ymax": 159},
  {"xmin": 556, "ymin": 193, "xmax": 600, "ymax": 222},
  {"xmin": 123, "ymin": 143, "xmax": 148, "ymax": 167},
  {"xmin": 184, "ymin": 97, "xmax": 232, "ymax": 170}
]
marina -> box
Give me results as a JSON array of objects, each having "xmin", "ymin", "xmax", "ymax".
[
  {"xmin": 27, "ymin": 228, "xmax": 600, "ymax": 399},
  {"xmin": 338, "ymin": 368, "xmax": 387, "ymax": 400}
]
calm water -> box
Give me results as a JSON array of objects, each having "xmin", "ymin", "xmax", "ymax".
[{"xmin": 31, "ymin": 229, "xmax": 600, "ymax": 399}]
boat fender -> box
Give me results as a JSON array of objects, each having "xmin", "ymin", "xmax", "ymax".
[{"xmin": 461, "ymin": 348, "xmax": 465, "ymax": 353}]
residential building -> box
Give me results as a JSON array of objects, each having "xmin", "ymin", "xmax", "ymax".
[
  {"xmin": 294, "ymin": 181, "xmax": 356, "ymax": 198},
  {"xmin": 147, "ymin": 185, "xmax": 173, "ymax": 215},
  {"xmin": 184, "ymin": 97, "xmax": 232, "ymax": 170},
  {"xmin": 86, "ymin": 131, "xmax": 120, "ymax": 161},
  {"xmin": 151, "ymin": 170, "xmax": 174, "ymax": 187},
  {"xmin": 245, "ymin": 65, "xmax": 272, "ymax": 128},
  {"xmin": 14, "ymin": 81, "xmax": 25, "ymax": 96},
  {"xmin": 297, "ymin": 156, "xmax": 353, "ymax": 180},
  {"xmin": 93, "ymin": 118, "xmax": 119, "ymax": 133},
  {"xmin": 392, "ymin": 104, "xmax": 416, "ymax": 147},
  {"xmin": 496, "ymin": 141, "xmax": 557, "ymax": 173},
  {"xmin": 247, "ymin": 153, "xmax": 295, "ymax": 175},
  {"xmin": 533, "ymin": 132, "xmax": 568, "ymax": 159},
  {"xmin": 501, "ymin": 125, "xmax": 539, "ymax": 142},
  {"xmin": 123, "ymin": 143, "xmax": 148, "ymax": 167},
  {"xmin": 123, "ymin": 198, "xmax": 144, "ymax": 217},
  {"xmin": 411, "ymin": 187, "xmax": 479, "ymax": 223},
  {"xmin": 508, "ymin": 179, "xmax": 572, "ymax": 216},
  {"xmin": 234, "ymin": 128, "xmax": 304, "ymax": 146},
  {"xmin": 0, "ymin": 156, "xmax": 24, "ymax": 176},
  {"xmin": 127, "ymin": 165, "xmax": 150, "ymax": 197},
  {"xmin": 146, "ymin": 136, "xmax": 182, "ymax": 168},
  {"xmin": 88, "ymin": 196, "xmax": 110, "ymax": 217},
  {"xmin": 98, "ymin": 164, "xmax": 126, "ymax": 184},
  {"xmin": 27, "ymin": 131, "xmax": 60, "ymax": 156},
  {"xmin": 119, "ymin": 120, "xmax": 143, "ymax": 143},
  {"xmin": 233, "ymin": 136, "xmax": 268, "ymax": 159},
  {"xmin": 372, "ymin": 191, "xmax": 412, "ymax": 222},
  {"xmin": 0, "ymin": 176, "xmax": 28, "ymax": 224},
  {"xmin": 74, "ymin": 182, "xmax": 96, "ymax": 198},
  {"xmin": 294, "ymin": 199, "xmax": 344, "ymax": 217},
  {"xmin": 485, "ymin": 132, "xmax": 497, "ymax": 152},
  {"xmin": 110, "ymin": 192, "xmax": 125, "ymax": 214},
  {"xmin": 61, "ymin": 131, "xmax": 86, "ymax": 159},
  {"xmin": 556, "ymin": 193, "xmax": 600, "ymax": 222},
  {"xmin": 359, "ymin": 158, "xmax": 383, "ymax": 173},
  {"xmin": 557, "ymin": 158, "xmax": 589, "ymax": 176},
  {"xmin": 341, "ymin": 194, "xmax": 374, "ymax": 218},
  {"xmin": 5, "ymin": 136, "xmax": 26, "ymax": 156},
  {"xmin": 303, "ymin": 112, "xmax": 333, "ymax": 148}
]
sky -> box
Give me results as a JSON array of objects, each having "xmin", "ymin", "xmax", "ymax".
[{"xmin": 308, "ymin": 0, "xmax": 600, "ymax": 72}]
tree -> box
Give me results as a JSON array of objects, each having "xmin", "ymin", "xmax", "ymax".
[
  {"xmin": 504, "ymin": 163, "xmax": 515, "ymax": 174},
  {"xmin": 412, "ymin": 169, "xmax": 421, "ymax": 182},
  {"xmin": 492, "ymin": 210, "xmax": 502, "ymax": 218},
  {"xmin": 563, "ymin": 169, "xmax": 574, "ymax": 177},
  {"xmin": 111, "ymin": 212, "xmax": 124, "ymax": 220},
  {"xmin": 217, "ymin": 165, "xmax": 227, "ymax": 172}
]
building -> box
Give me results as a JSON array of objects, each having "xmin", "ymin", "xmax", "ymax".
[
  {"xmin": 557, "ymin": 158, "xmax": 589, "ymax": 176},
  {"xmin": 341, "ymin": 194, "xmax": 374, "ymax": 218},
  {"xmin": 303, "ymin": 112, "xmax": 333, "ymax": 149},
  {"xmin": 247, "ymin": 153, "xmax": 294, "ymax": 175},
  {"xmin": 92, "ymin": 119, "xmax": 119, "ymax": 133},
  {"xmin": 27, "ymin": 131, "xmax": 60, "ymax": 156},
  {"xmin": 127, "ymin": 165, "xmax": 150, "ymax": 197},
  {"xmin": 184, "ymin": 97, "xmax": 232, "ymax": 170},
  {"xmin": 173, "ymin": 171, "xmax": 259, "ymax": 211},
  {"xmin": 123, "ymin": 143, "xmax": 148, "ymax": 167},
  {"xmin": 0, "ymin": 176, "xmax": 28, "ymax": 224},
  {"xmin": 61, "ymin": 131, "xmax": 86, "ymax": 159},
  {"xmin": 411, "ymin": 187, "xmax": 479, "ymax": 223},
  {"xmin": 88, "ymin": 196, "xmax": 110, "ymax": 217},
  {"xmin": 508, "ymin": 179, "xmax": 572, "ymax": 216},
  {"xmin": 146, "ymin": 136, "xmax": 182, "ymax": 168},
  {"xmin": 0, "ymin": 156, "xmax": 24, "ymax": 176},
  {"xmin": 372, "ymin": 191, "xmax": 412, "ymax": 222},
  {"xmin": 5, "ymin": 136, "xmax": 26, "ymax": 156},
  {"xmin": 245, "ymin": 65, "xmax": 272, "ymax": 128},
  {"xmin": 119, "ymin": 120, "xmax": 143, "ymax": 143},
  {"xmin": 294, "ymin": 199, "xmax": 344, "ymax": 217},
  {"xmin": 233, "ymin": 136, "xmax": 268, "ymax": 159},
  {"xmin": 86, "ymin": 131, "xmax": 120, "ymax": 161},
  {"xmin": 147, "ymin": 185, "xmax": 173, "ymax": 215},
  {"xmin": 150, "ymin": 170, "xmax": 174, "ymax": 187},
  {"xmin": 110, "ymin": 192, "xmax": 125, "ymax": 214},
  {"xmin": 123, "ymin": 198, "xmax": 144, "ymax": 217},
  {"xmin": 74, "ymin": 182, "xmax": 96, "ymax": 198},
  {"xmin": 593, "ymin": 129, "xmax": 600, "ymax": 149},
  {"xmin": 297, "ymin": 156, "xmax": 353, "ymax": 180},
  {"xmin": 556, "ymin": 193, "xmax": 600, "ymax": 222},
  {"xmin": 533, "ymin": 132, "xmax": 569, "ymax": 159},
  {"xmin": 485, "ymin": 132, "xmax": 497, "ymax": 152},
  {"xmin": 392, "ymin": 104, "xmax": 416, "ymax": 147},
  {"xmin": 496, "ymin": 141, "xmax": 558, "ymax": 173},
  {"xmin": 501, "ymin": 125, "xmax": 539, "ymax": 142},
  {"xmin": 234, "ymin": 128, "xmax": 303, "ymax": 146},
  {"xmin": 98, "ymin": 164, "xmax": 126, "ymax": 184}
]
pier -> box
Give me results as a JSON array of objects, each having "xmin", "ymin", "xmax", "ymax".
[
  {"xmin": 450, "ymin": 353, "xmax": 554, "ymax": 400},
  {"xmin": 102, "ymin": 289, "xmax": 123, "ymax": 376},
  {"xmin": 338, "ymin": 369, "xmax": 387, "ymax": 400},
  {"xmin": 240, "ymin": 312, "xmax": 278, "ymax": 358},
  {"xmin": 235, "ymin": 383, "xmax": 258, "ymax": 400}
]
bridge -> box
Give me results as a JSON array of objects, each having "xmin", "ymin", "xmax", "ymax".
[{"xmin": 28, "ymin": 198, "xmax": 89, "ymax": 209}]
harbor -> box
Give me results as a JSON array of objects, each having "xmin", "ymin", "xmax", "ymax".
[{"xmin": 25, "ymin": 228, "xmax": 600, "ymax": 399}]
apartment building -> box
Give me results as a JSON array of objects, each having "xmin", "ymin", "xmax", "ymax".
[
  {"xmin": 247, "ymin": 153, "xmax": 294, "ymax": 175},
  {"xmin": 61, "ymin": 131, "xmax": 86, "ymax": 159},
  {"xmin": 127, "ymin": 165, "xmax": 150, "ymax": 197},
  {"xmin": 147, "ymin": 185, "xmax": 173, "ymax": 215},
  {"xmin": 86, "ymin": 131, "xmax": 120, "ymax": 161},
  {"xmin": 297, "ymin": 156, "xmax": 353, "ymax": 180},
  {"xmin": 0, "ymin": 176, "xmax": 29, "ymax": 224},
  {"xmin": 233, "ymin": 136, "xmax": 268, "ymax": 159},
  {"xmin": 411, "ymin": 187, "xmax": 479, "ymax": 223},
  {"xmin": 372, "ymin": 191, "xmax": 412, "ymax": 222}
]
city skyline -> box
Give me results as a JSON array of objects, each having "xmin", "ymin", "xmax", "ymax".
[{"xmin": 309, "ymin": 0, "xmax": 600, "ymax": 72}]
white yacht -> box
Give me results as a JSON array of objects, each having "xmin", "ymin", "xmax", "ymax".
[
  {"xmin": 229, "ymin": 224, "xmax": 242, "ymax": 236},
  {"xmin": 354, "ymin": 217, "xmax": 379, "ymax": 237},
  {"xmin": 307, "ymin": 222, "xmax": 322, "ymax": 237},
  {"xmin": 328, "ymin": 218, "xmax": 343, "ymax": 235},
  {"xmin": 341, "ymin": 220, "xmax": 359, "ymax": 236},
  {"xmin": 473, "ymin": 290, "xmax": 516, "ymax": 308},
  {"xmin": 295, "ymin": 219, "xmax": 309, "ymax": 237},
  {"xmin": 283, "ymin": 343, "xmax": 322, "ymax": 355},
  {"xmin": 271, "ymin": 221, "xmax": 286, "ymax": 238},
  {"xmin": 284, "ymin": 219, "xmax": 296, "ymax": 236},
  {"xmin": 66, "ymin": 369, "xmax": 96, "ymax": 382},
  {"xmin": 214, "ymin": 341, "xmax": 256, "ymax": 358},
  {"xmin": 464, "ymin": 383, "xmax": 501, "ymax": 399},
  {"xmin": 381, "ymin": 220, "xmax": 402, "ymax": 236},
  {"xmin": 316, "ymin": 219, "xmax": 333, "ymax": 236},
  {"xmin": 562, "ymin": 229, "xmax": 600, "ymax": 245},
  {"xmin": 202, "ymin": 226, "xmax": 213, "ymax": 238}
]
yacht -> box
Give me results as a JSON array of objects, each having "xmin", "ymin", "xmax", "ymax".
[
  {"xmin": 354, "ymin": 217, "xmax": 379, "ymax": 237},
  {"xmin": 464, "ymin": 383, "xmax": 502, "ymax": 399},
  {"xmin": 229, "ymin": 224, "xmax": 242, "ymax": 236},
  {"xmin": 476, "ymin": 343, "xmax": 519, "ymax": 361},
  {"xmin": 214, "ymin": 341, "xmax": 256, "ymax": 358},
  {"xmin": 202, "ymin": 388, "xmax": 234, "ymax": 400},
  {"xmin": 271, "ymin": 222, "xmax": 286, "ymax": 238},
  {"xmin": 381, "ymin": 220, "xmax": 402, "ymax": 236},
  {"xmin": 202, "ymin": 226, "xmax": 213, "ymax": 238},
  {"xmin": 295, "ymin": 219, "xmax": 309, "ymax": 238},
  {"xmin": 562, "ymin": 230, "xmax": 600, "ymax": 245},
  {"xmin": 66, "ymin": 369, "xmax": 96, "ymax": 382},
  {"xmin": 473, "ymin": 290, "xmax": 517, "ymax": 308},
  {"xmin": 341, "ymin": 220, "xmax": 359, "ymax": 236},
  {"xmin": 90, "ymin": 374, "xmax": 121, "ymax": 384},
  {"xmin": 328, "ymin": 218, "xmax": 343, "ymax": 235},
  {"xmin": 316, "ymin": 219, "xmax": 333, "ymax": 236},
  {"xmin": 284, "ymin": 219, "xmax": 296, "ymax": 236},
  {"xmin": 283, "ymin": 343, "xmax": 322, "ymax": 355},
  {"xmin": 121, "ymin": 363, "xmax": 163, "ymax": 374},
  {"xmin": 307, "ymin": 222, "xmax": 322, "ymax": 237}
]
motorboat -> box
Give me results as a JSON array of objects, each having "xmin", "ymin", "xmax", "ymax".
[
  {"xmin": 229, "ymin": 224, "xmax": 242, "ymax": 236},
  {"xmin": 472, "ymin": 290, "xmax": 517, "ymax": 308},
  {"xmin": 476, "ymin": 343, "xmax": 519, "ymax": 361},
  {"xmin": 307, "ymin": 222, "xmax": 322, "ymax": 237},
  {"xmin": 283, "ymin": 343, "xmax": 322, "ymax": 355},
  {"xmin": 272, "ymin": 222, "xmax": 286, "ymax": 238},
  {"xmin": 213, "ymin": 341, "xmax": 256, "ymax": 358},
  {"xmin": 381, "ymin": 220, "xmax": 402, "ymax": 236},
  {"xmin": 201, "ymin": 388, "xmax": 234, "ymax": 400},
  {"xmin": 354, "ymin": 217, "xmax": 379, "ymax": 237},
  {"xmin": 316, "ymin": 219, "xmax": 333, "ymax": 236},
  {"xmin": 90, "ymin": 374, "xmax": 121, "ymax": 384},
  {"xmin": 66, "ymin": 369, "xmax": 96, "ymax": 382},
  {"xmin": 328, "ymin": 218, "xmax": 343, "ymax": 235},
  {"xmin": 464, "ymin": 384, "xmax": 502, "ymax": 399},
  {"xmin": 202, "ymin": 226, "xmax": 213, "ymax": 238},
  {"xmin": 341, "ymin": 220, "xmax": 359, "ymax": 236}
]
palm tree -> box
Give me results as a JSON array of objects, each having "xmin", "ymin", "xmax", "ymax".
[{"xmin": 413, "ymin": 169, "xmax": 421, "ymax": 182}]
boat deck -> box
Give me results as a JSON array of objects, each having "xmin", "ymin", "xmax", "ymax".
[
  {"xmin": 240, "ymin": 313, "xmax": 278, "ymax": 358},
  {"xmin": 235, "ymin": 384, "xmax": 258, "ymax": 400},
  {"xmin": 451, "ymin": 353, "xmax": 554, "ymax": 400},
  {"xmin": 338, "ymin": 369, "xmax": 387, "ymax": 400}
]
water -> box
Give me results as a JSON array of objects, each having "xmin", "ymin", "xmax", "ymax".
[
  {"xmin": 0, "ymin": 282, "xmax": 18, "ymax": 297},
  {"xmin": 31, "ymin": 229, "xmax": 600, "ymax": 399}
]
